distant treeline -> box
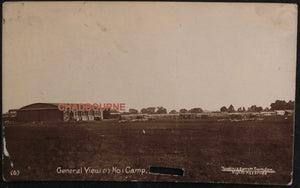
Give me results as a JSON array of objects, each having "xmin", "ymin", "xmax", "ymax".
[
  {"xmin": 117, "ymin": 100, "xmax": 294, "ymax": 115},
  {"xmin": 220, "ymin": 100, "xmax": 294, "ymax": 113}
]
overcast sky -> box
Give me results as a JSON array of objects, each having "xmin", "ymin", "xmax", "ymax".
[{"xmin": 2, "ymin": 2, "xmax": 297, "ymax": 112}]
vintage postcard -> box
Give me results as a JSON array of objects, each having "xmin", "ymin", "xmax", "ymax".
[{"xmin": 2, "ymin": 2, "xmax": 297, "ymax": 185}]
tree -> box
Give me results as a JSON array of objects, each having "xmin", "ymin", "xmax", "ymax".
[
  {"xmin": 270, "ymin": 100, "xmax": 285, "ymax": 110},
  {"xmin": 287, "ymin": 100, "xmax": 295, "ymax": 110},
  {"xmin": 220, "ymin": 106, "xmax": 227, "ymax": 112},
  {"xmin": 156, "ymin": 107, "xmax": 167, "ymax": 114},
  {"xmin": 237, "ymin": 107, "xmax": 242, "ymax": 112},
  {"xmin": 147, "ymin": 107, "xmax": 156, "ymax": 114},
  {"xmin": 169, "ymin": 110, "xmax": 178, "ymax": 114},
  {"xmin": 140, "ymin": 107, "xmax": 156, "ymax": 114},
  {"xmin": 256, "ymin": 106, "xmax": 263, "ymax": 112},
  {"xmin": 228, "ymin": 105, "xmax": 235, "ymax": 113},
  {"xmin": 189, "ymin": 108, "xmax": 203, "ymax": 113},
  {"xmin": 270, "ymin": 100, "xmax": 294, "ymax": 110},
  {"xmin": 128, "ymin": 108, "xmax": 138, "ymax": 114},
  {"xmin": 141, "ymin": 108, "xmax": 147, "ymax": 114},
  {"xmin": 248, "ymin": 105, "xmax": 255, "ymax": 112},
  {"xmin": 179, "ymin": 109, "xmax": 188, "ymax": 113},
  {"xmin": 242, "ymin": 107, "xmax": 246, "ymax": 112},
  {"xmin": 248, "ymin": 105, "xmax": 263, "ymax": 112}
]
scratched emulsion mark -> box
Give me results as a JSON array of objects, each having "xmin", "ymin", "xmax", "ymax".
[{"xmin": 3, "ymin": 135, "xmax": 13, "ymax": 168}]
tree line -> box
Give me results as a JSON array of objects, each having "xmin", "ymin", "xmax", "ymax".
[
  {"xmin": 120, "ymin": 100, "xmax": 294, "ymax": 114},
  {"xmin": 220, "ymin": 100, "xmax": 294, "ymax": 113},
  {"xmin": 121, "ymin": 107, "xmax": 203, "ymax": 115}
]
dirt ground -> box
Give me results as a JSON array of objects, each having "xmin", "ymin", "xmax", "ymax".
[{"xmin": 2, "ymin": 118, "xmax": 294, "ymax": 185}]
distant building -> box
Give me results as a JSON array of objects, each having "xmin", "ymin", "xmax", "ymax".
[
  {"xmin": 110, "ymin": 112, "xmax": 121, "ymax": 119},
  {"xmin": 2, "ymin": 109, "xmax": 18, "ymax": 123},
  {"xmin": 260, "ymin": 111, "xmax": 276, "ymax": 116},
  {"xmin": 275, "ymin": 110, "xmax": 285, "ymax": 116}
]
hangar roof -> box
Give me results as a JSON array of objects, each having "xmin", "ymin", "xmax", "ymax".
[{"xmin": 18, "ymin": 103, "xmax": 60, "ymax": 111}]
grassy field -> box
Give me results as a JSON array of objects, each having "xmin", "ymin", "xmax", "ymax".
[{"xmin": 2, "ymin": 118, "xmax": 294, "ymax": 184}]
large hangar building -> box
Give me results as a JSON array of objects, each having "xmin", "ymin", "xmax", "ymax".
[
  {"xmin": 15, "ymin": 103, "xmax": 106, "ymax": 122},
  {"xmin": 17, "ymin": 103, "xmax": 63, "ymax": 122}
]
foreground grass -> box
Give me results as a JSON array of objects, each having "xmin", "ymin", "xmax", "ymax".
[{"xmin": 3, "ymin": 119, "xmax": 294, "ymax": 184}]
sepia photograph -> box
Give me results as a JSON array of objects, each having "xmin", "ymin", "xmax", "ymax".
[{"xmin": 2, "ymin": 2, "xmax": 297, "ymax": 185}]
